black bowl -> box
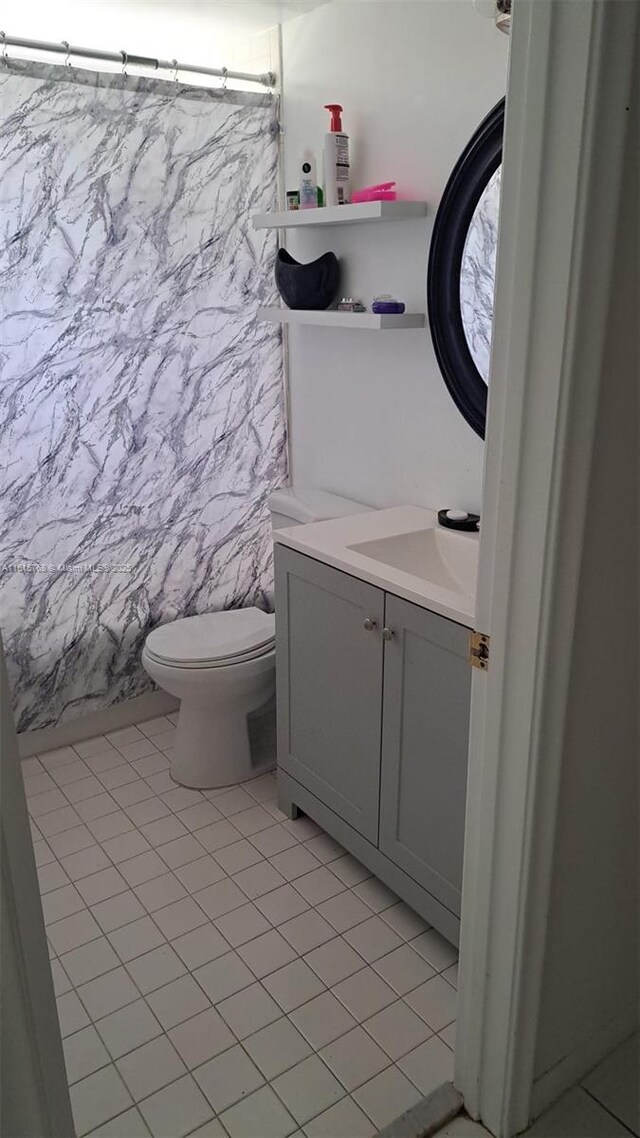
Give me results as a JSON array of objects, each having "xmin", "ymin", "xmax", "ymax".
[{"xmin": 275, "ymin": 248, "xmax": 340, "ymax": 311}]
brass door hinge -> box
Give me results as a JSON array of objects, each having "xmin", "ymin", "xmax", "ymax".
[{"xmin": 469, "ymin": 631, "xmax": 490, "ymax": 670}]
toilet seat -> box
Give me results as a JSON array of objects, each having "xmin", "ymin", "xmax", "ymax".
[
  {"xmin": 143, "ymin": 639, "xmax": 275, "ymax": 670},
  {"xmin": 144, "ymin": 609, "xmax": 275, "ymax": 670}
]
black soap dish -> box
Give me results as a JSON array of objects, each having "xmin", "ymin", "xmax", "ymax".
[{"xmin": 438, "ymin": 509, "xmax": 480, "ymax": 532}]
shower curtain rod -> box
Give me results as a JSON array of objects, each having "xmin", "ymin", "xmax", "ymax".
[{"xmin": 0, "ymin": 33, "xmax": 276, "ymax": 88}]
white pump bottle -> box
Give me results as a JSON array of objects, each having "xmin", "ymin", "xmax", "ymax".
[{"xmin": 323, "ymin": 104, "xmax": 350, "ymax": 207}]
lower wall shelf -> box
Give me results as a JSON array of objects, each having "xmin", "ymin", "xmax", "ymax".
[{"xmin": 258, "ymin": 306, "xmax": 426, "ymax": 330}]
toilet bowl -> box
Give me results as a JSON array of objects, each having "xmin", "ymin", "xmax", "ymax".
[
  {"xmin": 142, "ymin": 488, "xmax": 371, "ymax": 789},
  {"xmin": 142, "ymin": 609, "xmax": 276, "ymax": 789}
]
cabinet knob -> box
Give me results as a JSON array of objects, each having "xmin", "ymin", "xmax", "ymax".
[
  {"xmin": 363, "ymin": 617, "xmax": 377, "ymax": 632},
  {"xmin": 382, "ymin": 627, "xmax": 394, "ymax": 641}
]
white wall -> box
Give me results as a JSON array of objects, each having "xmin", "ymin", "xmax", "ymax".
[
  {"xmin": 281, "ymin": 0, "xmax": 508, "ymax": 512},
  {"xmin": 532, "ymin": 58, "xmax": 639, "ymax": 1091}
]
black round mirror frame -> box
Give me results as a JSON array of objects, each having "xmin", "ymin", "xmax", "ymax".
[{"xmin": 427, "ymin": 98, "xmax": 505, "ymax": 440}]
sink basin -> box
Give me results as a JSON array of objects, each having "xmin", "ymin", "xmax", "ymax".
[{"xmin": 348, "ymin": 526, "xmax": 478, "ymax": 597}]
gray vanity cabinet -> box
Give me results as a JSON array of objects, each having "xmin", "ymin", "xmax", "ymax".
[
  {"xmin": 275, "ymin": 545, "xmax": 385, "ymax": 843},
  {"xmin": 378, "ymin": 595, "xmax": 471, "ymax": 916},
  {"xmin": 275, "ymin": 544, "xmax": 471, "ymax": 937}
]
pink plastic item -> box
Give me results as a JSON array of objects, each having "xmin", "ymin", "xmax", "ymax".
[{"xmin": 351, "ymin": 181, "xmax": 397, "ymax": 203}]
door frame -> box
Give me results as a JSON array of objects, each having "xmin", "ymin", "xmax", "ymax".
[
  {"xmin": 1, "ymin": 641, "xmax": 75, "ymax": 1137},
  {"xmin": 454, "ymin": 1, "xmax": 638, "ymax": 1136}
]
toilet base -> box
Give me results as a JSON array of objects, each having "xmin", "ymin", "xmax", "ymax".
[
  {"xmin": 171, "ymin": 698, "xmax": 275, "ymax": 789},
  {"xmin": 141, "ymin": 644, "xmax": 276, "ymax": 791}
]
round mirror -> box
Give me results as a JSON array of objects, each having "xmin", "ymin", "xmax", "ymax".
[
  {"xmin": 427, "ymin": 98, "xmax": 505, "ymax": 439},
  {"xmin": 460, "ymin": 165, "xmax": 501, "ymax": 385}
]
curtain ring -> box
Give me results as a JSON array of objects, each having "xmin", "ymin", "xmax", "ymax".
[
  {"xmin": 120, "ymin": 49, "xmax": 128, "ymax": 75},
  {"xmin": 61, "ymin": 40, "xmax": 72, "ymax": 68},
  {"xmin": 1, "ymin": 31, "xmax": 8, "ymax": 63},
  {"xmin": 220, "ymin": 66, "xmax": 228, "ymax": 96},
  {"xmin": 170, "ymin": 58, "xmax": 179, "ymax": 82}
]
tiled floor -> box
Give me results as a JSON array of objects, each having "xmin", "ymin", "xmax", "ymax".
[
  {"xmin": 24, "ymin": 715, "xmax": 458, "ymax": 1138},
  {"xmin": 433, "ymin": 1033, "xmax": 640, "ymax": 1138}
]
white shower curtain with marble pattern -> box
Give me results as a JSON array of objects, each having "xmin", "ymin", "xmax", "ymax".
[{"xmin": 0, "ymin": 60, "xmax": 286, "ymax": 732}]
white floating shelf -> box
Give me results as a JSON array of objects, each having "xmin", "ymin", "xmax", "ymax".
[
  {"xmin": 258, "ymin": 307, "xmax": 425, "ymax": 330},
  {"xmin": 253, "ymin": 200, "xmax": 428, "ymax": 229}
]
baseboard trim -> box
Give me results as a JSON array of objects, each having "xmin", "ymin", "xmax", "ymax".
[
  {"xmin": 18, "ymin": 692, "xmax": 180, "ymax": 758},
  {"xmin": 531, "ymin": 1009, "xmax": 638, "ymax": 1119},
  {"xmin": 377, "ymin": 1081, "xmax": 463, "ymax": 1137}
]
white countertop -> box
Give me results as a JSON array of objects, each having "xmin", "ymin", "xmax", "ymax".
[{"xmin": 274, "ymin": 505, "xmax": 477, "ymax": 628}]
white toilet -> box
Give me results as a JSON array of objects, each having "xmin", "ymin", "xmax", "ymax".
[{"xmin": 142, "ymin": 488, "xmax": 370, "ymax": 789}]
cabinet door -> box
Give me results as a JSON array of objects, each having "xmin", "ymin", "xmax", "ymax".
[
  {"xmin": 379, "ymin": 594, "xmax": 471, "ymax": 916},
  {"xmin": 275, "ymin": 546, "xmax": 384, "ymax": 843}
]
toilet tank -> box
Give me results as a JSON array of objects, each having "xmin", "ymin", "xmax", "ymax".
[{"xmin": 269, "ymin": 488, "xmax": 372, "ymax": 531}]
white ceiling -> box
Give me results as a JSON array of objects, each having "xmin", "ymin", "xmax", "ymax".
[{"xmin": 12, "ymin": 1, "xmax": 332, "ymax": 67}]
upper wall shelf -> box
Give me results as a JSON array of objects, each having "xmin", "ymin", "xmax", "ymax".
[{"xmin": 252, "ymin": 201, "xmax": 428, "ymax": 229}]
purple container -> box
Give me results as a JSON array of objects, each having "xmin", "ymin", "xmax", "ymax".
[{"xmin": 371, "ymin": 298, "xmax": 405, "ymax": 314}]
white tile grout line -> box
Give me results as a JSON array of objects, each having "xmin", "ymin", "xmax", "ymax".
[{"xmin": 25, "ymin": 723, "xmax": 458, "ymax": 1138}]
